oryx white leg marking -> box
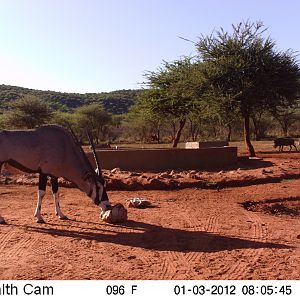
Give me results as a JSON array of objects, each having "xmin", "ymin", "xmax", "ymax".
[
  {"xmin": 34, "ymin": 190, "xmax": 45, "ymax": 223},
  {"xmin": 53, "ymin": 192, "xmax": 68, "ymax": 220}
]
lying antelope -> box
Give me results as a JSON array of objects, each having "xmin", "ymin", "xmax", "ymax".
[{"xmin": 0, "ymin": 125, "xmax": 111, "ymax": 224}]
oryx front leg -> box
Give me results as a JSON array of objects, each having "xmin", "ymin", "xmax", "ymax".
[
  {"xmin": 34, "ymin": 190, "xmax": 46, "ymax": 223},
  {"xmin": 35, "ymin": 173, "xmax": 47, "ymax": 223},
  {"xmin": 53, "ymin": 193, "xmax": 68, "ymax": 220},
  {"xmin": 51, "ymin": 176, "xmax": 68, "ymax": 220}
]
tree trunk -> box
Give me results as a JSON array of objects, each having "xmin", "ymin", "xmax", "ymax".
[
  {"xmin": 170, "ymin": 120, "xmax": 177, "ymax": 142},
  {"xmin": 282, "ymin": 123, "xmax": 288, "ymax": 137},
  {"xmin": 157, "ymin": 130, "xmax": 160, "ymax": 143},
  {"xmin": 251, "ymin": 117, "xmax": 259, "ymax": 141},
  {"xmin": 172, "ymin": 118, "xmax": 186, "ymax": 148},
  {"xmin": 244, "ymin": 114, "xmax": 256, "ymax": 157},
  {"xmin": 226, "ymin": 124, "xmax": 232, "ymax": 142},
  {"xmin": 188, "ymin": 117, "xmax": 199, "ymax": 142}
]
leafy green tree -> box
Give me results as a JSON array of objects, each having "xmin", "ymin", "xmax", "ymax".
[
  {"xmin": 250, "ymin": 110, "xmax": 271, "ymax": 140},
  {"xmin": 73, "ymin": 103, "xmax": 112, "ymax": 143},
  {"xmin": 106, "ymin": 114, "xmax": 125, "ymax": 142},
  {"xmin": 270, "ymin": 105, "xmax": 300, "ymax": 137},
  {"xmin": 51, "ymin": 111, "xmax": 74, "ymax": 128},
  {"xmin": 184, "ymin": 100, "xmax": 217, "ymax": 141},
  {"xmin": 3, "ymin": 95, "xmax": 52, "ymax": 129},
  {"xmin": 197, "ymin": 21, "xmax": 300, "ymax": 156},
  {"xmin": 186, "ymin": 112, "xmax": 203, "ymax": 141},
  {"xmin": 140, "ymin": 57, "xmax": 205, "ymax": 147},
  {"xmin": 124, "ymin": 102, "xmax": 164, "ymax": 142}
]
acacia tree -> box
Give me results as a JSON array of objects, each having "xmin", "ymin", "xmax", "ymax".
[
  {"xmin": 186, "ymin": 112, "xmax": 204, "ymax": 141},
  {"xmin": 73, "ymin": 103, "xmax": 112, "ymax": 143},
  {"xmin": 124, "ymin": 102, "xmax": 164, "ymax": 142},
  {"xmin": 140, "ymin": 57, "xmax": 205, "ymax": 147},
  {"xmin": 4, "ymin": 95, "xmax": 52, "ymax": 129},
  {"xmin": 270, "ymin": 106, "xmax": 300, "ymax": 137},
  {"xmin": 201, "ymin": 91, "xmax": 240, "ymax": 141},
  {"xmin": 197, "ymin": 21, "xmax": 300, "ymax": 156},
  {"xmin": 251, "ymin": 110, "xmax": 271, "ymax": 140}
]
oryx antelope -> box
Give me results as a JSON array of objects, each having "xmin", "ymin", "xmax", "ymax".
[{"xmin": 0, "ymin": 125, "xmax": 111, "ymax": 224}]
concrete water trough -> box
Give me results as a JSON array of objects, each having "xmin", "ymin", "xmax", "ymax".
[{"xmin": 86, "ymin": 146, "xmax": 238, "ymax": 172}]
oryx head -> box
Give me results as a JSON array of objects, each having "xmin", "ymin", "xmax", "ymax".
[
  {"xmin": 84, "ymin": 168, "xmax": 111, "ymax": 212},
  {"xmin": 68, "ymin": 125, "xmax": 111, "ymax": 213},
  {"xmin": 85, "ymin": 130, "xmax": 111, "ymax": 212}
]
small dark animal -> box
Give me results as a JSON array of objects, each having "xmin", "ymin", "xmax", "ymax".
[{"xmin": 273, "ymin": 137, "xmax": 297, "ymax": 152}]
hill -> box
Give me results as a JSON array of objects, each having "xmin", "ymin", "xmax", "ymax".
[{"xmin": 0, "ymin": 84, "xmax": 140, "ymax": 114}]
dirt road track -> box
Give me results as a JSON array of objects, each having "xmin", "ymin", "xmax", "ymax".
[{"xmin": 0, "ymin": 180, "xmax": 299, "ymax": 280}]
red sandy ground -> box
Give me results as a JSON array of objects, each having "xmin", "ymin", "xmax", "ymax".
[{"xmin": 0, "ymin": 151, "xmax": 299, "ymax": 280}]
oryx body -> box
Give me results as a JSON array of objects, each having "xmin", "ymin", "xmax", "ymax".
[{"xmin": 0, "ymin": 125, "xmax": 111, "ymax": 224}]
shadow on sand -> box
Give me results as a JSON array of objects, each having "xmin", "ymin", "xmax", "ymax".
[
  {"xmin": 18, "ymin": 219, "xmax": 292, "ymax": 253},
  {"xmin": 241, "ymin": 196, "xmax": 300, "ymax": 217},
  {"xmin": 257, "ymin": 150, "xmax": 300, "ymax": 158},
  {"xmin": 233, "ymin": 157, "xmax": 274, "ymax": 170}
]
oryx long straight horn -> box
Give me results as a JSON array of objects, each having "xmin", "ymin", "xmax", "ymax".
[
  {"xmin": 86, "ymin": 130, "xmax": 102, "ymax": 176},
  {"xmin": 67, "ymin": 124, "xmax": 95, "ymax": 174}
]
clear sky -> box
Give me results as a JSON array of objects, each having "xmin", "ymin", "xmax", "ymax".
[{"xmin": 0, "ymin": 0, "xmax": 299, "ymax": 93}]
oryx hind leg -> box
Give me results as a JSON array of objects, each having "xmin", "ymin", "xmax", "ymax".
[
  {"xmin": 51, "ymin": 176, "xmax": 68, "ymax": 220},
  {"xmin": 34, "ymin": 173, "xmax": 47, "ymax": 223}
]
